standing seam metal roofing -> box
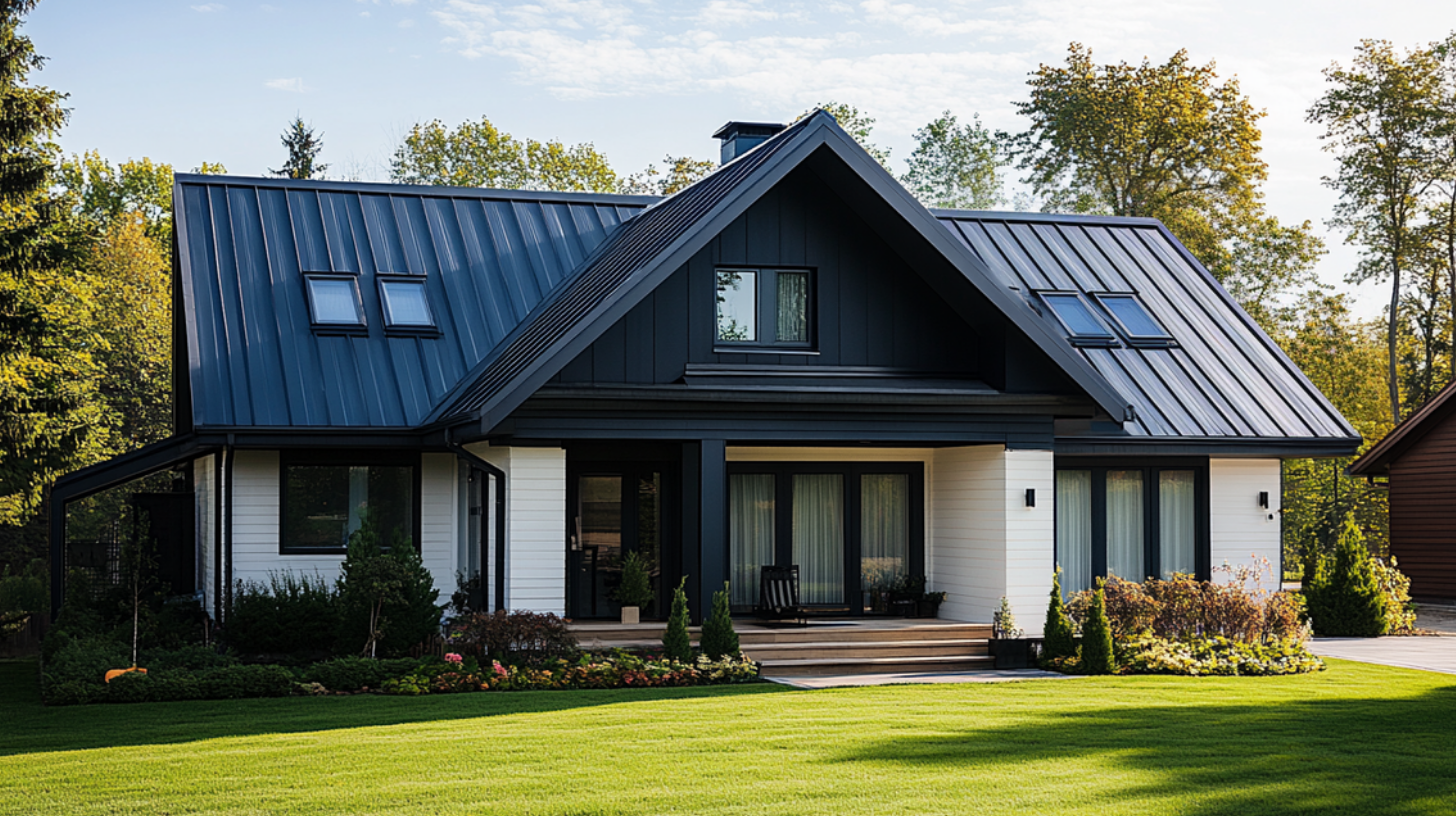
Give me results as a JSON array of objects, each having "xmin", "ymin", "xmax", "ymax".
[
  {"xmin": 935, "ymin": 212, "xmax": 1357, "ymax": 442},
  {"xmin": 174, "ymin": 175, "xmax": 656, "ymax": 428}
]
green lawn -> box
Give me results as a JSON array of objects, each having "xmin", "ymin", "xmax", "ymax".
[{"xmin": 1, "ymin": 660, "xmax": 1453, "ymax": 816}]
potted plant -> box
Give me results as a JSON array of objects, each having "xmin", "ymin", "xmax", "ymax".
[
  {"xmin": 990, "ymin": 596, "xmax": 1037, "ymax": 669},
  {"xmin": 615, "ymin": 551, "xmax": 654, "ymax": 625},
  {"xmin": 917, "ymin": 590, "xmax": 946, "ymax": 619}
]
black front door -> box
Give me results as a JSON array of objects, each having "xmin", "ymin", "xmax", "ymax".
[{"xmin": 567, "ymin": 463, "xmax": 672, "ymax": 619}]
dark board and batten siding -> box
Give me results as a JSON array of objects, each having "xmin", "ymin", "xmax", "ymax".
[{"xmin": 1387, "ymin": 412, "xmax": 1456, "ymax": 600}]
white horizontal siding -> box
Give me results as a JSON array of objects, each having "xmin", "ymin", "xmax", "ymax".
[
  {"xmin": 1209, "ymin": 458, "xmax": 1282, "ymax": 588},
  {"xmin": 193, "ymin": 455, "xmax": 216, "ymax": 616},
  {"xmin": 1005, "ymin": 449, "xmax": 1054, "ymax": 634},
  {"xmin": 468, "ymin": 444, "xmax": 566, "ymax": 615},
  {"xmin": 420, "ymin": 453, "xmax": 458, "ymax": 597}
]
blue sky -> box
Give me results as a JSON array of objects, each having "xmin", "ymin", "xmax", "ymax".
[{"xmin": 28, "ymin": 0, "xmax": 1456, "ymax": 317}]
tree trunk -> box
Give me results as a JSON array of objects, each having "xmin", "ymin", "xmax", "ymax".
[{"xmin": 1390, "ymin": 258, "xmax": 1403, "ymax": 425}]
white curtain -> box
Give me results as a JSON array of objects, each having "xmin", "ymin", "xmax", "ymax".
[
  {"xmin": 1056, "ymin": 470, "xmax": 1093, "ymax": 594},
  {"xmin": 793, "ymin": 474, "xmax": 844, "ymax": 605},
  {"xmin": 860, "ymin": 474, "xmax": 909, "ymax": 593},
  {"xmin": 1160, "ymin": 470, "xmax": 1196, "ymax": 578},
  {"xmin": 1106, "ymin": 470, "xmax": 1145, "ymax": 581},
  {"xmin": 776, "ymin": 271, "xmax": 809, "ymax": 343},
  {"xmin": 729, "ymin": 474, "xmax": 775, "ymax": 607}
]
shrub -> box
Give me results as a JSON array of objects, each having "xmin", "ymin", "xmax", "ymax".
[
  {"xmin": 448, "ymin": 611, "xmax": 578, "ymax": 667},
  {"xmin": 1371, "ymin": 556, "xmax": 1418, "ymax": 635},
  {"xmin": 1067, "ymin": 576, "xmax": 1159, "ymax": 637},
  {"xmin": 41, "ymin": 635, "xmax": 131, "ymax": 705},
  {"xmin": 993, "ymin": 596, "xmax": 1022, "ymax": 639},
  {"xmin": 1118, "ymin": 635, "xmax": 1324, "ymax": 676},
  {"xmin": 700, "ymin": 582, "xmax": 738, "ymax": 659},
  {"xmin": 662, "ymin": 577, "xmax": 692, "ymax": 663},
  {"xmin": 336, "ymin": 511, "xmax": 443, "ymax": 657},
  {"xmin": 615, "ymin": 551, "xmax": 655, "ymax": 612},
  {"xmin": 1080, "ymin": 582, "xmax": 1116, "ymax": 675},
  {"xmin": 227, "ymin": 571, "xmax": 339, "ymax": 656},
  {"xmin": 300, "ymin": 656, "xmax": 419, "ymax": 691},
  {"xmin": 0, "ymin": 558, "xmax": 47, "ymax": 636},
  {"xmin": 1042, "ymin": 570, "xmax": 1076, "ymax": 661},
  {"xmin": 1304, "ymin": 518, "xmax": 1387, "ymax": 637}
]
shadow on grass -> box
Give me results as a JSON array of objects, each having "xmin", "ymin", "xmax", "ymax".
[
  {"xmin": 835, "ymin": 679, "xmax": 1456, "ymax": 815},
  {"xmin": 0, "ymin": 660, "xmax": 786, "ymax": 758}
]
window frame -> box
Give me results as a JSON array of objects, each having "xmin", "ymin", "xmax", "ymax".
[
  {"xmin": 1037, "ymin": 291, "xmax": 1120, "ymax": 348},
  {"xmin": 714, "ymin": 266, "xmax": 816, "ymax": 351},
  {"xmin": 1091, "ymin": 292, "xmax": 1175, "ymax": 348},
  {"xmin": 278, "ymin": 449, "xmax": 423, "ymax": 555},
  {"xmin": 376, "ymin": 276, "xmax": 439, "ymax": 334},
  {"xmin": 303, "ymin": 274, "xmax": 367, "ymax": 333},
  {"xmin": 1053, "ymin": 457, "xmax": 1210, "ymax": 590}
]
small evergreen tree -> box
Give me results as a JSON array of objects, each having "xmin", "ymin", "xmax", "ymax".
[
  {"xmin": 994, "ymin": 595, "xmax": 1022, "ymax": 638},
  {"xmin": 336, "ymin": 510, "xmax": 441, "ymax": 657},
  {"xmin": 1042, "ymin": 569, "xmax": 1076, "ymax": 660},
  {"xmin": 1304, "ymin": 517, "xmax": 1387, "ymax": 637},
  {"xmin": 614, "ymin": 551, "xmax": 654, "ymax": 612},
  {"xmin": 1081, "ymin": 580, "xmax": 1116, "ymax": 675},
  {"xmin": 661, "ymin": 576, "xmax": 692, "ymax": 662},
  {"xmin": 700, "ymin": 581, "xmax": 739, "ymax": 659},
  {"xmin": 270, "ymin": 115, "xmax": 327, "ymax": 179}
]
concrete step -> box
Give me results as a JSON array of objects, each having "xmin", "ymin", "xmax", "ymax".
[
  {"xmin": 741, "ymin": 638, "xmax": 988, "ymax": 662},
  {"xmin": 758, "ymin": 654, "xmax": 996, "ymax": 677},
  {"xmin": 737, "ymin": 624, "xmax": 992, "ymax": 646}
]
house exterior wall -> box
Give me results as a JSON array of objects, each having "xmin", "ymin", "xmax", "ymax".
[
  {"xmin": 193, "ymin": 454, "xmax": 216, "ymax": 616},
  {"xmin": 467, "ymin": 444, "xmax": 566, "ymax": 614},
  {"xmin": 1209, "ymin": 458, "xmax": 1282, "ymax": 585},
  {"xmin": 1387, "ymin": 413, "xmax": 1456, "ymax": 600}
]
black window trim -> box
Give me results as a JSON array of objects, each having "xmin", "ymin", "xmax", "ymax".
[
  {"xmin": 1090, "ymin": 292, "xmax": 1176, "ymax": 348},
  {"xmin": 714, "ymin": 265, "xmax": 816, "ymax": 351},
  {"xmin": 304, "ymin": 273, "xmax": 368, "ymax": 335},
  {"xmin": 1036, "ymin": 290, "xmax": 1120, "ymax": 348},
  {"xmin": 278, "ymin": 449, "xmax": 424, "ymax": 555},
  {"xmin": 1053, "ymin": 457, "xmax": 1210, "ymax": 589},
  {"xmin": 376, "ymin": 275, "xmax": 441, "ymax": 335}
]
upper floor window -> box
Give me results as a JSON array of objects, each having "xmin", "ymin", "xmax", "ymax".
[
  {"xmin": 1038, "ymin": 291, "xmax": 1118, "ymax": 348},
  {"xmin": 1094, "ymin": 293, "xmax": 1173, "ymax": 348},
  {"xmin": 716, "ymin": 268, "xmax": 812, "ymax": 348}
]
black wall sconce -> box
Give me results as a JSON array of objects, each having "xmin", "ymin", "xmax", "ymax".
[
  {"xmin": 1026, "ymin": 488, "xmax": 1036, "ymax": 508},
  {"xmin": 1258, "ymin": 491, "xmax": 1269, "ymax": 509}
]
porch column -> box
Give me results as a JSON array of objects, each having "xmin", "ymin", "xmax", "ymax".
[{"xmin": 681, "ymin": 439, "xmax": 727, "ymax": 624}]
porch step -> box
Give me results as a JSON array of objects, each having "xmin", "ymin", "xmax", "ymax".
[
  {"xmin": 737, "ymin": 622, "xmax": 992, "ymax": 645},
  {"xmin": 755, "ymin": 654, "xmax": 996, "ymax": 677},
  {"xmin": 740, "ymin": 638, "xmax": 988, "ymax": 662}
]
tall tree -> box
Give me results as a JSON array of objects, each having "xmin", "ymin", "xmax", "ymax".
[
  {"xmin": 901, "ymin": 111, "xmax": 1006, "ymax": 210},
  {"xmin": 270, "ymin": 116, "xmax": 328, "ymax": 179},
  {"xmin": 390, "ymin": 116, "xmax": 617, "ymax": 192},
  {"xmin": 1308, "ymin": 39, "xmax": 1444, "ymax": 423},
  {"xmin": 799, "ymin": 102, "xmax": 891, "ymax": 167},
  {"xmin": 0, "ymin": 0, "xmax": 106, "ymax": 524},
  {"xmin": 621, "ymin": 155, "xmax": 716, "ymax": 196},
  {"xmin": 58, "ymin": 152, "xmax": 174, "ymax": 244},
  {"xmin": 1431, "ymin": 33, "xmax": 1456, "ymax": 382}
]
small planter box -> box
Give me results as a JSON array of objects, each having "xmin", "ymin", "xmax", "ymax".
[
  {"xmin": 990, "ymin": 638, "xmax": 1042, "ymax": 670},
  {"xmin": 915, "ymin": 599, "xmax": 942, "ymax": 619}
]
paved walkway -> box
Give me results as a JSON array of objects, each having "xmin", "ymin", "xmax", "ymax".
[
  {"xmin": 1311, "ymin": 635, "xmax": 1456, "ymax": 675},
  {"xmin": 1416, "ymin": 604, "xmax": 1456, "ymax": 635},
  {"xmin": 763, "ymin": 669, "xmax": 1080, "ymax": 689}
]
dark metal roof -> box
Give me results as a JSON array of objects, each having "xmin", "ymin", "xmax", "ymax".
[
  {"xmin": 935, "ymin": 210, "xmax": 1359, "ymax": 447},
  {"xmin": 1348, "ymin": 379, "xmax": 1456, "ymax": 475},
  {"xmin": 173, "ymin": 174, "xmax": 654, "ymax": 428}
]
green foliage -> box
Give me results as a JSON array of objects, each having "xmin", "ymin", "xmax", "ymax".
[
  {"xmin": 1371, "ymin": 556, "xmax": 1419, "ymax": 634},
  {"xmin": 1042, "ymin": 569, "xmax": 1076, "ymax": 661},
  {"xmin": 270, "ymin": 116, "xmax": 327, "ymax": 179},
  {"xmin": 446, "ymin": 610, "xmax": 579, "ymax": 667},
  {"xmin": 993, "ymin": 596, "xmax": 1022, "ymax": 638},
  {"xmin": 299, "ymin": 656, "xmax": 419, "ymax": 692},
  {"xmin": 391, "ymin": 115, "xmax": 617, "ymax": 192},
  {"xmin": 661, "ymin": 576, "xmax": 692, "ymax": 663},
  {"xmin": 620, "ymin": 154, "xmax": 716, "ymax": 196},
  {"xmin": 1080, "ymin": 582, "xmax": 1116, "ymax": 675},
  {"xmin": 614, "ymin": 550, "xmax": 654, "ymax": 611},
  {"xmin": 1304, "ymin": 518, "xmax": 1388, "ymax": 637},
  {"xmin": 227, "ymin": 571, "xmax": 339, "ymax": 656},
  {"xmin": 57, "ymin": 152, "xmax": 174, "ymax": 241},
  {"xmin": 0, "ymin": 557, "xmax": 46, "ymax": 635},
  {"xmin": 1115, "ymin": 635, "xmax": 1325, "ymax": 676},
  {"xmin": 699, "ymin": 582, "xmax": 738, "ymax": 660},
  {"xmin": 335, "ymin": 511, "xmax": 441, "ymax": 657},
  {"xmin": 799, "ymin": 102, "xmax": 891, "ymax": 167},
  {"xmin": 902, "ymin": 111, "xmax": 1006, "ymax": 209}
]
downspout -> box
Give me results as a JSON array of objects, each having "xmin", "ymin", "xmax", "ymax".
[{"xmin": 446, "ymin": 431, "xmax": 509, "ymax": 612}]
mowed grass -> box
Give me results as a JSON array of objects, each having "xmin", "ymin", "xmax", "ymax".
[{"xmin": 2, "ymin": 660, "xmax": 1454, "ymax": 816}]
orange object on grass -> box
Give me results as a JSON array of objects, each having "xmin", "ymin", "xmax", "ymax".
[{"xmin": 104, "ymin": 667, "xmax": 147, "ymax": 683}]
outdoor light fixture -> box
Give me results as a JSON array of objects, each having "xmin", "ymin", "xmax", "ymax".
[
  {"xmin": 1258, "ymin": 491, "xmax": 1269, "ymax": 509},
  {"xmin": 1026, "ymin": 488, "xmax": 1036, "ymax": 508}
]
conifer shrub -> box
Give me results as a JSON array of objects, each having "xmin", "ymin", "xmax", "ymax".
[
  {"xmin": 700, "ymin": 581, "xmax": 739, "ymax": 659},
  {"xmin": 336, "ymin": 510, "xmax": 443, "ymax": 657},
  {"xmin": 1081, "ymin": 581, "xmax": 1116, "ymax": 675},
  {"xmin": 1042, "ymin": 569, "xmax": 1076, "ymax": 661},
  {"xmin": 1304, "ymin": 518, "xmax": 1387, "ymax": 637},
  {"xmin": 615, "ymin": 551, "xmax": 654, "ymax": 612},
  {"xmin": 662, "ymin": 577, "xmax": 692, "ymax": 663}
]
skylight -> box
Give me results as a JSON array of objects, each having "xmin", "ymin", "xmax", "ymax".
[
  {"xmin": 306, "ymin": 276, "xmax": 363, "ymax": 327},
  {"xmin": 1039, "ymin": 292, "xmax": 1118, "ymax": 347},
  {"xmin": 380, "ymin": 279, "xmax": 435, "ymax": 329},
  {"xmin": 1095, "ymin": 294, "xmax": 1173, "ymax": 347}
]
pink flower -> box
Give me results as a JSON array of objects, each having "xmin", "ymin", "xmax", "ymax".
[
  {"xmin": 444, "ymin": 653, "xmax": 464, "ymax": 665},
  {"xmin": 493, "ymin": 661, "xmax": 508, "ymax": 676}
]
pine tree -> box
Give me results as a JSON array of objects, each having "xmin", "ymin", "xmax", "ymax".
[
  {"xmin": 271, "ymin": 116, "xmax": 328, "ymax": 179},
  {"xmin": 1042, "ymin": 569, "xmax": 1076, "ymax": 661},
  {"xmin": 699, "ymin": 581, "xmax": 739, "ymax": 659},
  {"xmin": 1304, "ymin": 517, "xmax": 1387, "ymax": 637},
  {"xmin": 661, "ymin": 576, "xmax": 692, "ymax": 663},
  {"xmin": 1081, "ymin": 580, "xmax": 1116, "ymax": 675}
]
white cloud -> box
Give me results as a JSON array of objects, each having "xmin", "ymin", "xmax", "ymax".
[
  {"xmin": 264, "ymin": 77, "xmax": 306, "ymax": 93},
  {"xmin": 361, "ymin": 10, "xmax": 371, "ymax": 15},
  {"xmin": 399, "ymin": 18, "xmax": 415, "ymax": 27},
  {"xmin": 191, "ymin": 3, "xmax": 225, "ymax": 11}
]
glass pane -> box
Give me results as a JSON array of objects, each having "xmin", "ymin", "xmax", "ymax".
[
  {"xmin": 792, "ymin": 474, "xmax": 844, "ymax": 605},
  {"xmin": 729, "ymin": 474, "xmax": 775, "ymax": 607},
  {"xmin": 381, "ymin": 280, "xmax": 433, "ymax": 327},
  {"xmin": 1103, "ymin": 295, "xmax": 1167, "ymax": 339},
  {"xmin": 860, "ymin": 474, "xmax": 909, "ymax": 599},
  {"xmin": 637, "ymin": 472, "xmax": 661, "ymax": 598},
  {"xmin": 1107, "ymin": 469, "xmax": 1145, "ymax": 581},
  {"xmin": 284, "ymin": 464, "xmax": 413, "ymax": 549},
  {"xmin": 1044, "ymin": 293, "xmax": 1111, "ymax": 339},
  {"xmin": 1159, "ymin": 470, "xmax": 1196, "ymax": 578},
  {"xmin": 716, "ymin": 269, "xmax": 757, "ymax": 342},
  {"xmin": 776, "ymin": 271, "xmax": 809, "ymax": 343},
  {"xmin": 1056, "ymin": 470, "xmax": 1093, "ymax": 595},
  {"xmin": 575, "ymin": 476, "xmax": 622, "ymax": 618},
  {"xmin": 308, "ymin": 278, "xmax": 361, "ymax": 324}
]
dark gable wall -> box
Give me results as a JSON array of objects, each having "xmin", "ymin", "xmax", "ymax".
[{"xmin": 552, "ymin": 165, "xmax": 998, "ymax": 385}]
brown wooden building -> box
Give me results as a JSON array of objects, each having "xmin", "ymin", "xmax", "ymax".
[{"xmin": 1350, "ymin": 381, "xmax": 1456, "ymax": 602}]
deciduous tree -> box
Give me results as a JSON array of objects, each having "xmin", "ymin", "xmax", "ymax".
[
  {"xmin": 901, "ymin": 111, "xmax": 1006, "ymax": 209},
  {"xmin": 799, "ymin": 102, "xmax": 891, "ymax": 167},
  {"xmin": 390, "ymin": 116, "xmax": 617, "ymax": 192},
  {"xmin": 621, "ymin": 155, "xmax": 715, "ymax": 196}
]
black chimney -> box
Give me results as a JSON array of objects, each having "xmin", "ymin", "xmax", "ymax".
[{"xmin": 712, "ymin": 121, "xmax": 785, "ymax": 165}]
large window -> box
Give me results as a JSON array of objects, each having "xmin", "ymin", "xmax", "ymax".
[
  {"xmin": 1054, "ymin": 461, "xmax": 1207, "ymax": 594},
  {"xmin": 716, "ymin": 268, "xmax": 813, "ymax": 348},
  {"xmin": 281, "ymin": 453, "xmax": 419, "ymax": 553}
]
